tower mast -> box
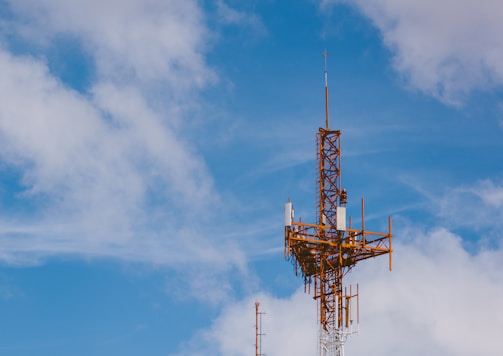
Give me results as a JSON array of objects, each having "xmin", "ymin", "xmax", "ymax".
[
  {"xmin": 284, "ymin": 52, "xmax": 393, "ymax": 356},
  {"xmin": 323, "ymin": 49, "xmax": 329, "ymax": 130},
  {"xmin": 255, "ymin": 301, "xmax": 265, "ymax": 356},
  {"xmin": 255, "ymin": 302, "xmax": 259, "ymax": 356}
]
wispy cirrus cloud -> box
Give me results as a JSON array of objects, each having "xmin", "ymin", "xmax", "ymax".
[
  {"xmin": 215, "ymin": 0, "xmax": 266, "ymax": 34},
  {"xmin": 435, "ymin": 178, "xmax": 503, "ymax": 241}
]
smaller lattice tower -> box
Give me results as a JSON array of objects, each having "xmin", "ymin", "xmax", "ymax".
[
  {"xmin": 255, "ymin": 301, "xmax": 265, "ymax": 356},
  {"xmin": 284, "ymin": 51, "xmax": 393, "ymax": 356}
]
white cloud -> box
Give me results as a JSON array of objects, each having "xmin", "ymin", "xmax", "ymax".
[
  {"xmin": 0, "ymin": 0, "xmax": 249, "ymax": 289},
  {"xmin": 7, "ymin": 0, "xmax": 215, "ymax": 89},
  {"xmin": 173, "ymin": 289, "xmax": 317, "ymax": 356},
  {"xmin": 216, "ymin": 0, "xmax": 266, "ymax": 34},
  {"xmin": 432, "ymin": 179, "xmax": 503, "ymax": 239},
  {"xmin": 324, "ymin": 0, "xmax": 503, "ymax": 104},
  {"xmin": 185, "ymin": 227, "xmax": 503, "ymax": 355},
  {"xmin": 0, "ymin": 48, "xmax": 232, "ymax": 266},
  {"xmin": 347, "ymin": 227, "xmax": 503, "ymax": 355},
  {"xmin": 475, "ymin": 179, "xmax": 503, "ymax": 207},
  {"xmin": 396, "ymin": 175, "xmax": 503, "ymax": 244}
]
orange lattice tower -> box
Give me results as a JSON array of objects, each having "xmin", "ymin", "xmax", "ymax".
[{"xmin": 284, "ymin": 51, "xmax": 393, "ymax": 356}]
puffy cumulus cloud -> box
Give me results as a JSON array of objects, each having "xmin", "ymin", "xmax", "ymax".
[
  {"xmin": 346, "ymin": 227, "xmax": 503, "ymax": 355},
  {"xmin": 323, "ymin": 0, "xmax": 503, "ymax": 104},
  {"xmin": 6, "ymin": 0, "xmax": 215, "ymax": 89},
  {"xmin": 184, "ymin": 227, "xmax": 503, "ymax": 355},
  {"xmin": 173, "ymin": 289, "xmax": 317, "ymax": 356}
]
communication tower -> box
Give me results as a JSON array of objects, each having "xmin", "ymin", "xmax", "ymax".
[{"xmin": 284, "ymin": 51, "xmax": 393, "ymax": 356}]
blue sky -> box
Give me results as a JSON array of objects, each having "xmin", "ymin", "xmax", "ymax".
[{"xmin": 0, "ymin": 0, "xmax": 502, "ymax": 355}]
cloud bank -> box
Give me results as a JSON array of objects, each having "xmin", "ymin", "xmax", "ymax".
[{"xmin": 0, "ymin": 0, "xmax": 248, "ymax": 280}]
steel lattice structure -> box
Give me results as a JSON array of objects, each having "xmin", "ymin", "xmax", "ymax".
[{"xmin": 283, "ymin": 52, "xmax": 393, "ymax": 356}]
